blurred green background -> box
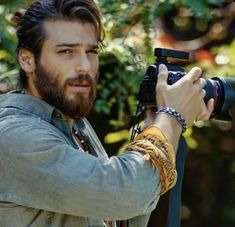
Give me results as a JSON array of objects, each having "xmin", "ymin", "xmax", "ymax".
[{"xmin": 1, "ymin": 0, "xmax": 235, "ymax": 226}]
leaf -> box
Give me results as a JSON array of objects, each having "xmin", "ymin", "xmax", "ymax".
[
  {"xmin": 0, "ymin": 50, "xmax": 11, "ymax": 60},
  {"xmin": 104, "ymin": 129, "xmax": 130, "ymax": 143}
]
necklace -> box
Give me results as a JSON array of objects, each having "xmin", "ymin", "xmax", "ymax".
[{"xmin": 72, "ymin": 127, "xmax": 90, "ymax": 152}]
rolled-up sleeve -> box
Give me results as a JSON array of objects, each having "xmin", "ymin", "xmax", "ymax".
[{"xmin": 0, "ymin": 116, "xmax": 161, "ymax": 220}]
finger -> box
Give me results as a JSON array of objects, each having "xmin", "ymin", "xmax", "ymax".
[
  {"xmin": 197, "ymin": 98, "xmax": 215, "ymax": 121},
  {"xmin": 157, "ymin": 64, "xmax": 168, "ymax": 86},
  {"xmin": 199, "ymin": 89, "xmax": 206, "ymax": 99},
  {"xmin": 186, "ymin": 67, "xmax": 202, "ymax": 83},
  {"xmin": 194, "ymin": 78, "xmax": 205, "ymax": 93},
  {"xmin": 207, "ymin": 98, "xmax": 215, "ymax": 116}
]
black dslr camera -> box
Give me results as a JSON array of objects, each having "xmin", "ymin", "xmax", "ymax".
[{"xmin": 138, "ymin": 48, "xmax": 235, "ymax": 122}]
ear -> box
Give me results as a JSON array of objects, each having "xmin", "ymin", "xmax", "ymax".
[{"xmin": 18, "ymin": 48, "xmax": 36, "ymax": 73}]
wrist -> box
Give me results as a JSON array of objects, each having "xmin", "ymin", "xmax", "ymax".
[
  {"xmin": 152, "ymin": 111, "xmax": 184, "ymax": 151},
  {"xmin": 156, "ymin": 107, "xmax": 187, "ymax": 132}
]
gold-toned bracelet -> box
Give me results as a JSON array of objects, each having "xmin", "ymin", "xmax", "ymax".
[{"xmin": 125, "ymin": 125, "xmax": 177, "ymax": 195}]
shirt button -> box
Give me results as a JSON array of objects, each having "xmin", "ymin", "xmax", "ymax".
[
  {"xmin": 47, "ymin": 214, "xmax": 53, "ymax": 225},
  {"xmin": 54, "ymin": 111, "xmax": 62, "ymax": 118}
]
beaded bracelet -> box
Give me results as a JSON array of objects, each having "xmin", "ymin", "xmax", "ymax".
[{"xmin": 156, "ymin": 107, "xmax": 187, "ymax": 132}]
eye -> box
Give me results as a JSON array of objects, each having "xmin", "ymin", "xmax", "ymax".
[
  {"xmin": 87, "ymin": 49, "xmax": 98, "ymax": 54},
  {"xmin": 57, "ymin": 49, "xmax": 73, "ymax": 54}
]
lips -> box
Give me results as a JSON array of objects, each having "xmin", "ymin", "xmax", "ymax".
[
  {"xmin": 67, "ymin": 81, "xmax": 91, "ymax": 93},
  {"xmin": 66, "ymin": 74, "xmax": 93, "ymax": 94},
  {"xmin": 69, "ymin": 82, "xmax": 89, "ymax": 86}
]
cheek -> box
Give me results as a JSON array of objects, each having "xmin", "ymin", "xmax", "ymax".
[
  {"xmin": 91, "ymin": 57, "xmax": 99, "ymax": 76},
  {"xmin": 40, "ymin": 60, "xmax": 69, "ymax": 83},
  {"xmin": 40, "ymin": 52, "xmax": 68, "ymax": 76}
]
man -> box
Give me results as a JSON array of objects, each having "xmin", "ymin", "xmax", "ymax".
[{"xmin": 0, "ymin": 0, "xmax": 214, "ymax": 226}]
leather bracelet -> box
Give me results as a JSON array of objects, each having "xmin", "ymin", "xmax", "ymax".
[{"xmin": 156, "ymin": 107, "xmax": 187, "ymax": 132}]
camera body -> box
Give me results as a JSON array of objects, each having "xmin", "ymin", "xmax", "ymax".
[
  {"xmin": 138, "ymin": 48, "xmax": 235, "ymax": 122},
  {"xmin": 138, "ymin": 48, "xmax": 188, "ymax": 108}
]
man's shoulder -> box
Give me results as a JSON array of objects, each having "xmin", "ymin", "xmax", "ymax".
[
  {"xmin": 0, "ymin": 93, "xmax": 58, "ymax": 140},
  {"xmin": 0, "ymin": 92, "xmax": 55, "ymax": 122},
  {"xmin": 0, "ymin": 107, "xmax": 72, "ymax": 153}
]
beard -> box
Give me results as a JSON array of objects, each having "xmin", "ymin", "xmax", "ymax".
[{"xmin": 33, "ymin": 62, "xmax": 97, "ymax": 119}]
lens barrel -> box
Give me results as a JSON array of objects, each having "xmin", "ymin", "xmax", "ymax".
[{"xmin": 204, "ymin": 77, "xmax": 235, "ymax": 121}]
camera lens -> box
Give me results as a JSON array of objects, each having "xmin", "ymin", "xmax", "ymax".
[{"xmin": 204, "ymin": 77, "xmax": 235, "ymax": 121}]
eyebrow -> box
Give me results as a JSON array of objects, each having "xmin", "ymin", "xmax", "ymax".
[{"xmin": 55, "ymin": 43, "xmax": 99, "ymax": 49}]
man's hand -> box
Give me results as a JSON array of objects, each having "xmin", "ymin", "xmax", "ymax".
[
  {"xmin": 140, "ymin": 64, "xmax": 215, "ymax": 151},
  {"xmin": 155, "ymin": 64, "xmax": 214, "ymax": 127}
]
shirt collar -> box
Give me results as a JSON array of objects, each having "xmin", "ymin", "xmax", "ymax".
[{"xmin": 0, "ymin": 92, "xmax": 59, "ymax": 122}]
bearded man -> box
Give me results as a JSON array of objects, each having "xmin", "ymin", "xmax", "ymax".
[{"xmin": 0, "ymin": 0, "xmax": 214, "ymax": 226}]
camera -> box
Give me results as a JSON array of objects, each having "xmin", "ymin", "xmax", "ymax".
[{"xmin": 138, "ymin": 48, "xmax": 235, "ymax": 121}]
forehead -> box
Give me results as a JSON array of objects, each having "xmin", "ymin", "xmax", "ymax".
[{"xmin": 43, "ymin": 20, "xmax": 98, "ymax": 47}]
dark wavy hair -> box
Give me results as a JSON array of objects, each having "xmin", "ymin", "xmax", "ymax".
[{"xmin": 11, "ymin": 0, "xmax": 105, "ymax": 88}]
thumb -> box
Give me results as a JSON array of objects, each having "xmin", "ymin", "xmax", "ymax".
[{"xmin": 157, "ymin": 64, "xmax": 168, "ymax": 85}]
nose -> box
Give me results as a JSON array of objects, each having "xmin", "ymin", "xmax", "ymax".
[{"xmin": 75, "ymin": 52, "xmax": 91, "ymax": 74}]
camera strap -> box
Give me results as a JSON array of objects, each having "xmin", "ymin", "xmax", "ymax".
[
  {"xmin": 130, "ymin": 104, "xmax": 188, "ymax": 227},
  {"xmin": 167, "ymin": 135, "xmax": 187, "ymax": 227}
]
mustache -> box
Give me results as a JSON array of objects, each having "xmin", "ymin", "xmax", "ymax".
[{"xmin": 65, "ymin": 73, "xmax": 93, "ymax": 85}]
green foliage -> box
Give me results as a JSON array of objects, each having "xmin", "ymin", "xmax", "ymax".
[
  {"xmin": 95, "ymin": 48, "xmax": 143, "ymax": 127},
  {"xmin": 0, "ymin": 0, "xmax": 30, "ymax": 78},
  {"xmin": 181, "ymin": 0, "xmax": 224, "ymax": 20}
]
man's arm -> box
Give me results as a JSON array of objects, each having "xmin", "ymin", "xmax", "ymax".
[{"xmin": 0, "ymin": 116, "xmax": 161, "ymax": 220}]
